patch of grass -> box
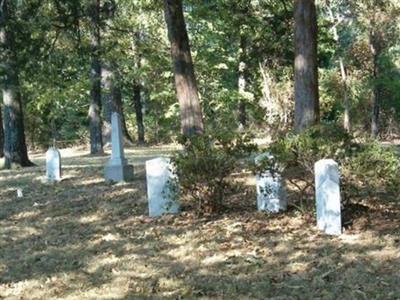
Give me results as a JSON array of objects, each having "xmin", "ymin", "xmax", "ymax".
[{"xmin": 0, "ymin": 146, "xmax": 399, "ymax": 299}]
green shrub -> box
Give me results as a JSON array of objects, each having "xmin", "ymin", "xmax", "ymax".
[
  {"xmin": 171, "ymin": 131, "xmax": 257, "ymax": 214},
  {"xmin": 266, "ymin": 124, "xmax": 400, "ymax": 203},
  {"xmin": 347, "ymin": 141, "xmax": 400, "ymax": 189},
  {"xmin": 267, "ymin": 124, "xmax": 352, "ymax": 172}
]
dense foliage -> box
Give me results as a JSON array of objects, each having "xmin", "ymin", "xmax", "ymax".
[
  {"xmin": 0, "ymin": 0, "xmax": 399, "ymax": 148},
  {"xmin": 171, "ymin": 131, "xmax": 257, "ymax": 214},
  {"xmin": 260, "ymin": 124, "xmax": 400, "ymax": 206}
]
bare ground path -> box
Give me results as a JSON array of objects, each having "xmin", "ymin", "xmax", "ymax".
[{"xmin": 0, "ymin": 146, "xmax": 399, "ymax": 299}]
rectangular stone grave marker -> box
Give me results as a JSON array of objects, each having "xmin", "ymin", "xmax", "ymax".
[
  {"xmin": 104, "ymin": 112, "xmax": 134, "ymax": 181},
  {"xmin": 255, "ymin": 153, "xmax": 287, "ymax": 213},
  {"xmin": 315, "ymin": 159, "xmax": 342, "ymax": 235},
  {"xmin": 46, "ymin": 147, "xmax": 62, "ymax": 181},
  {"xmin": 146, "ymin": 157, "xmax": 179, "ymax": 217}
]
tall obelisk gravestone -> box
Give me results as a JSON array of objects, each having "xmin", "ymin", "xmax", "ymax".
[{"xmin": 104, "ymin": 112, "xmax": 134, "ymax": 181}]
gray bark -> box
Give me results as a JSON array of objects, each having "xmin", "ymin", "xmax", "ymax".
[
  {"xmin": 133, "ymin": 83, "xmax": 145, "ymax": 144},
  {"xmin": 370, "ymin": 27, "xmax": 382, "ymax": 138},
  {"xmin": 0, "ymin": 102, "xmax": 4, "ymax": 158},
  {"xmin": 87, "ymin": 0, "xmax": 103, "ymax": 154},
  {"xmin": 238, "ymin": 35, "xmax": 247, "ymax": 129}
]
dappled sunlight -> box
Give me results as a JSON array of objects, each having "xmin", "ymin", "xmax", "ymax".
[{"xmin": 0, "ymin": 146, "xmax": 399, "ymax": 299}]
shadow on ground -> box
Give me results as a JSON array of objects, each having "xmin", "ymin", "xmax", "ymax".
[{"xmin": 0, "ymin": 147, "xmax": 399, "ymax": 299}]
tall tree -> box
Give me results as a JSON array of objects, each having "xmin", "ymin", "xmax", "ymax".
[
  {"xmin": 325, "ymin": 0, "xmax": 351, "ymax": 132},
  {"xmin": 0, "ymin": 0, "xmax": 33, "ymax": 168},
  {"xmin": 238, "ymin": 34, "xmax": 247, "ymax": 129},
  {"xmin": 101, "ymin": 62, "xmax": 132, "ymax": 144},
  {"xmin": 101, "ymin": 0, "xmax": 132, "ymax": 144},
  {"xmin": 369, "ymin": 21, "xmax": 383, "ymax": 138},
  {"xmin": 163, "ymin": 0, "xmax": 204, "ymax": 136},
  {"xmin": 133, "ymin": 83, "xmax": 145, "ymax": 144},
  {"xmin": 111, "ymin": 65, "xmax": 133, "ymax": 143},
  {"xmin": 87, "ymin": 0, "xmax": 103, "ymax": 154},
  {"xmin": 294, "ymin": 0, "xmax": 319, "ymax": 132},
  {"xmin": 350, "ymin": 0, "xmax": 399, "ymax": 138},
  {"xmin": 0, "ymin": 102, "xmax": 4, "ymax": 158},
  {"xmin": 132, "ymin": 31, "xmax": 145, "ymax": 145}
]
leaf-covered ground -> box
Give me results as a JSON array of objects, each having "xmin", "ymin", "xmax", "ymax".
[{"xmin": 0, "ymin": 146, "xmax": 399, "ymax": 299}]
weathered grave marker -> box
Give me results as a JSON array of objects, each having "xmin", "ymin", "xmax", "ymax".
[
  {"xmin": 255, "ymin": 153, "xmax": 287, "ymax": 213},
  {"xmin": 104, "ymin": 112, "xmax": 134, "ymax": 181},
  {"xmin": 17, "ymin": 188, "xmax": 23, "ymax": 198},
  {"xmin": 146, "ymin": 157, "xmax": 179, "ymax": 217},
  {"xmin": 46, "ymin": 147, "xmax": 62, "ymax": 181},
  {"xmin": 315, "ymin": 159, "xmax": 342, "ymax": 235}
]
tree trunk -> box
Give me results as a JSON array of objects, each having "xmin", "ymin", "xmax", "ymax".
[
  {"xmin": 101, "ymin": 63, "xmax": 133, "ymax": 145},
  {"xmin": 238, "ymin": 35, "xmax": 247, "ymax": 129},
  {"xmin": 294, "ymin": 0, "xmax": 319, "ymax": 132},
  {"xmin": 112, "ymin": 74, "xmax": 133, "ymax": 143},
  {"xmin": 88, "ymin": 0, "xmax": 103, "ymax": 154},
  {"xmin": 370, "ymin": 28, "xmax": 382, "ymax": 139},
  {"xmin": 0, "ymin": 0, "xmax": 33, "ymax": 168},
  {"xmin": 339, "ymin": 59, "xmax": 351, "ymax": 132},
  {"xmin": 101, "ymin": 63, "xmax": 113, "ymax": 145},
  {"xmin": 0, "ymin": 102, "xmax": 4, "ymax": 158},
  {"xmin": 371, "ymin": 53, "xmax": 381, "ymax": 138},
  {"xmin": 133, "ymin": 83, "xmax": 145, "ymax": 144},
  {"xmin": 163, "ymin": 0, "xmax": 204, "ymax": 136},
  {"xmin": 325, "ymin": 1, "xmax": 351, "ymax": 132},
  {"xmin": 132, "ymin": 32, "xmax": 145, "ymax": 145}
]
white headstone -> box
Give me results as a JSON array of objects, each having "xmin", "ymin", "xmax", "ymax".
[
  {"xmin": 146, "ymin": 157, "xmax": 179, "ymax": 217},
  {"xmin": 255, "ymin": 153, "xmax": 287, "ymax": 213},
  {"xmin": 315, "ymin": 159, "xmax": 342, "ymax": 235},
  {"xmin": 104, "ymin": 112, "xmax": 134, "ymax": 181},
  {"xmin": 46, "ymin": 147, "xmax": 61, "ymax": 181},
  {"xmin": 17, "ymin": 188, "xmax": 23, "ymax": 198}
]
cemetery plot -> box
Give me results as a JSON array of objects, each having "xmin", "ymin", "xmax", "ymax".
[{"xmin": 0, "ymin": 147, "xmax": 399, "ymax": 299}]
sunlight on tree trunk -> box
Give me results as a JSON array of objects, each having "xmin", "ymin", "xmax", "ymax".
[
  {"xmin": 294, "ymin": 0, "xmax": 320, "ymax": 132},
  {"xmin": 0, "ymin": 102, "xmax": 4, "ymax": 158},
  {"xmin": 238, "ymin": 35, "xmax": 247, "ymax": 129},
  {"xmin": 370, "ymin": 26, "xmax": 382, "ymax": 139},
  {"xmin": 163, "ymin": 0, "xmax": 204, "ymax": 136}
]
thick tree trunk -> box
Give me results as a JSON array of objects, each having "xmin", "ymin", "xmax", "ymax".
[
  {"xmin": 238, "ymin": 35, "xmax": 247, "ymax": 129},
  {"xmin": 0, "ymin": 0, "xmax": 33, "ymax": 168},
  {"xmin": 88, "ymin": 0, "xmax": 103, "ymax": 154},
  {"xmin": 133, "ymin": 84, "xmax": 145, "ymax": 144},
  {"xmin": 163, "ymin": 0, "xmax": 204, "ymax": 136},
  {"xmin": 0, "ymin": 103, "xmax": 4, "ymax": 158},
  {"xmin": 294, "ymin": 0, "xmax": 319, "ymax": 132}
]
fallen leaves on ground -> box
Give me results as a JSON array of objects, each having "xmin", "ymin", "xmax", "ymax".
[{"xmin": 0, "ymin": 146, "xmax": 399, "ymax": 299}]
